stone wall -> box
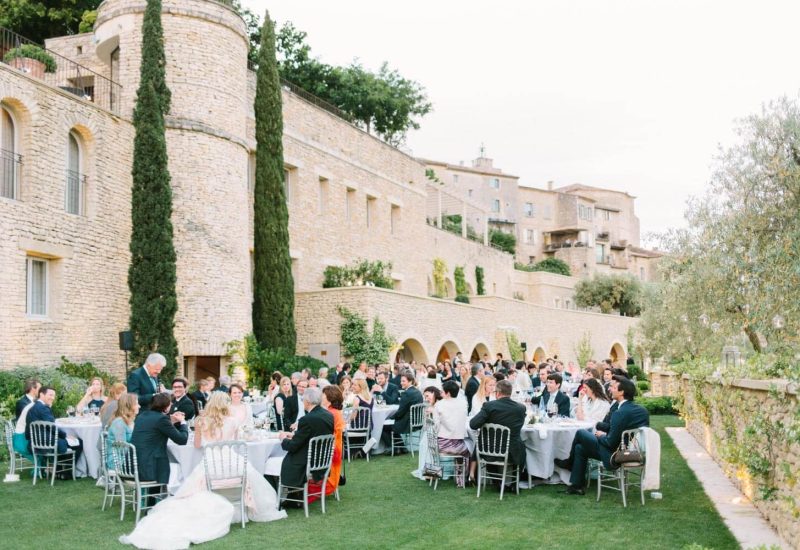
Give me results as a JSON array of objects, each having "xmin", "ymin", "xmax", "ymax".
[{"xmin": 511, "ymin": 270, "xmax": 577, "ymax": 308}]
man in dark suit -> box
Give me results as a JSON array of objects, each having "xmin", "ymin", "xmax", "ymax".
[
  {"xmin": 465, "ymin": 364, "xmax": 481, "ymax": 413},
  {"xmin": 15, "ymin": 378, "xmax": 40, "ymax": 420},
  {"xmin": 389, "ymin": 364, "xmax": 403, "ymax": 388},
  {"xmin": 531, "ymin": 364, "xmax": 549, "ymax": 390},
  {"xmin": 169, "ymin": 378, "xmax": 196, "ymax": 421},
  {"xmin": 127, "ymin": 352, "xmax": 166, "ymax": 407},
  {"xmin": 279, "ymin": 387, "xmax": 334, "ymax": 499},
  {"xmin": 130, "ymin": 393, "xmax": 189, "ymax": 491},
  {"xmin": 191, "ymin": 378, "xmax": 211, "ymax": 411},
  {"xmin": 563, "ymin": 376, "xmax": 650, "ymax": 495},
  {"xmin": 532, "ymin": 373, "xmax": 571, "ymax": 417},
  {"xmin": 25, "ymin": 386, "xmax": 83, "ymax": 476},
  {"xmin": 555, "ymin": 400, "xmax": 619, "ymax": 472},
  {"xmin": 370, "ymin": 371, "xmax": 400, "ymax": 404},
  {"xmin": 470, "ymin": 379, "xmax": 527, "ymax": 466},
  {"xmin": 381, "ymin": 372, "xmax": 422, "ymax": 450}
]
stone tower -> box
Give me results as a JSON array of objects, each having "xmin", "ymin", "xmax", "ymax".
[{"xmin": 94, "ymin": 0, "xmax": 252, "ymax": 371}]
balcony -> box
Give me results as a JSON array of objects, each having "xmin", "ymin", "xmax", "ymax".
[
  {"xmin": 0, "ymin": 148, "xmax": 21, "ymax": 199},
  {"xmin": 1, "ymin": 27, "xmax": 121, "ymax": 114}
]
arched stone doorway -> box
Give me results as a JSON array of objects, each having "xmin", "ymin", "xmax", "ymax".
[
  {"xmin": 532, "ymin": 346, "xmax": 546, "ymax": 363},
  {"xmin": 470, "ymin": 343, "xmax": 490, "ymax": 362},
  {"xmin": 395, "ymin": 338, "xmax": 429, "ymax": 364},
  {"xmin": 437, "ymin": 340, "xmax": 460, "ymax": 363},
  {"xmin": 609, "ymin": 342, "xmax": 627, "ymax": 364}
]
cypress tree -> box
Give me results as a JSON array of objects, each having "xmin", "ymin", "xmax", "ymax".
[
  {"xmin": 252, "ymin": 12, "xmax": 296, "ymax": 353},
  {"xmin": 128, "ymin": 0, "xmax": 178, "ymax": 379}
]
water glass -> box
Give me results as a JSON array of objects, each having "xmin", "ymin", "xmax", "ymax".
[{"xmin": 66, "ymin": 406, "xmax": 75, "ymax": 418}]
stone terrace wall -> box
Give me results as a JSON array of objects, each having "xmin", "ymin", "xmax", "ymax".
[
  {"xmin": 678, "ymin": 375, "xmax": 800, "ymax": 548},
  {"xmin": 511, "ymin": 270, "xmax": 577, "ymax": 308}
]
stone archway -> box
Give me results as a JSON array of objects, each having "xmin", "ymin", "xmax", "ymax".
[
  {"xmin": 609, "ymin": 342, "xmax": 627, "ymax": 364},
  {"xmin": 470, "ymin": 342, "xmax": 490, "ymax": 362},
  {"xmin": 395, "ymin": 338, "xmax": 429, "ymax": 364},
  {"xmin": 437, "ymin": 340, "xmax": 460, "ymax": 363},
  {"xmin": 532, "ymin": 346, "xmax": 547, "ymax": 363}
]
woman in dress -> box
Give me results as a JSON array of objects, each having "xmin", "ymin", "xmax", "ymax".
[
  {"xmin": 120, "ymin": 393, "xmax": 286, "ymax": 549},
  {"xmin": 105, "ymin": 394, "xmax": 138, "ymax": 469},
  {"xmin": 99, "ymin": 382, "xmax": 127, "ymax": 428},
  {"xmin": 576, "ymin": 378, "xmax": 612, "ymax": 423},
  {"xmin": 434, "ymin": 381, "xmax": 470, "ymax": 487},
  {"xmin": 352, "ymin": 378, "xmax": 374, "ymax": 410},
  {"xmin": 228, "ymin": 383, "xmax": 253, "ymax": 430},
  {"xmin": 469, "ymin": 376, "xmax": 496, "ymax": 416},
  {"xmin": 307, "ymin": 385, "xmax": 345, "ymax": 502},
  {"xmin": 338, "ymin": 375, "xmax": 353, "ymax": 404},
  {"xmin": 267, "ymin": 372, "xmax": 283, "ymax": 399},
  {"xmin": 273, "ymin": 377, "xmax": 297, "ymax": 431},
  {"xmin": 77, "ymin": 377, "xmax": 107, "ymax": 412}
]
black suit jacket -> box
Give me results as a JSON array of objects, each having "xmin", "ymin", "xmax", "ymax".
[
  {"xmin": 127, "ymin": 367, "xmax": 160, "ymax": 407},
  {"xmin": 280, "ymin": 405, "xmax": 334, "ymax": 487},
  {"xmin": 378, "ymin": 382, "xmax": 400, "ymax": 405},
  {"xmin": 389, "ymin": 374, "xmax": 402, "ymax": 388},
  {"xmin": 469, "ymin": 397, "xmax": 527, "ymax": 466},
  {"xmin": 392, "ymin": 386, "xmax": 422, "ymax": 433},
  {"xmin": 598, "ymin": 401, "xmax": 649, "ymax": 462},
  {"xmin": 191, "ymin": 390, "xmax": 208, "ymax": 410},
  {"xmin": 533, "ymin": 390, "xmax": 571, "ymax": 417},
  {"xmin": 130, "ymin": 409, "xmax": 188, "ymax": 484},
  {"xmin": 170, "ymin": 395, "xmax": 196, "ymax": 421},
  {"xmin": 15, "ymin": 395, "xmax": 33, "ymax": 420},
  {"xmin": 275, "ymin": 392, "xmax": 298, "ymax": 431},
  {"xmin": 596, "ymin": 401, "xmax": 619, "ymax": 433},
  {"xmin": 465, "ymin": 377, "xmax": 480, "ymax": 413},
  {"xmin": 24, "ymin": 401, "xmax": 66, "ymax": 442}
]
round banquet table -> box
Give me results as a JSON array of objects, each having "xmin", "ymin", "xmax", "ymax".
[
  {"xmin": 522, "ymin": 419, "xmax": 594, "ymax": 484},
  {"xmin": 55, "ymin": 417, "xmax": 103, "ymax": 478},
  {"xmin": 368, "ymin": 404, "xmax": 399, "ymax": 454}
]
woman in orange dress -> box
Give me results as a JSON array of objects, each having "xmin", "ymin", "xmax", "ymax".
[{"xmin": 308, "ymin": 385, "xmax": 345, "ymax": 502}]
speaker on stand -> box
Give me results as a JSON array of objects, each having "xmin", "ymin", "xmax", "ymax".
[{"xmin": 119, "ymin": 331, "xmax": 134, "ymax": 373}]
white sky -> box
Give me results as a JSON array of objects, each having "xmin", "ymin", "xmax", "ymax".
[{"xmin": 242, "ymin": 0, "xmax": 800, "ymax": 237}]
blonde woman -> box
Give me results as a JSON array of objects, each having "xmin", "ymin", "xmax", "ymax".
[
  {"xmin": 352, "ymin": 378, "xmax": 374, "ymax": 409},
  {"xmin": 77, "ymin": 377, "xmax": 107, "ymax": 411},
  {"xmin": 273, "ymin": 376, "xmax": 297, "ymax": 431},
  {"xmin": 100, "ymin": 382, "xmax": 127, "ymax": 427},
  {"xmin": 470, "ymin": 376, "xmax": 496, "ymax": 416},
  {"xmin": 105, "ymin": 394, "xmax": 138, "ymax": 469}
]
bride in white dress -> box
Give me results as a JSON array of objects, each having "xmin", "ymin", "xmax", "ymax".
[{"xmin": 120, "ymin": 393, "xmax": 286, "ymax": 549}]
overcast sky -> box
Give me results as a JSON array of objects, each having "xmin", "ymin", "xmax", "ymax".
[{"xmin": 242, "ymin": 0, "xmax": 800, "ymax": 238}]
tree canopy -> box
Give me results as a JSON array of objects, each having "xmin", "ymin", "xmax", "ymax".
[
  {"xmin": 574, "ymin": 273, "xmax": 642, "ymax": 316},
  {"xmin": 1, "ymin": 0, "xmax": 100, "ymax": 43}
]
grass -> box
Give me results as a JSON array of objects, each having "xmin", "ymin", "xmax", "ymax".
[{"xmin": 0, "ymin": 416, "xmax": 737, "ymax": 549}]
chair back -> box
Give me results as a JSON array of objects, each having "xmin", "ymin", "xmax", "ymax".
[
  {"xmin": 349, "ymin": 406, "xmax": 372, "ymax": 433},
  {"xmin": 99, "ymin": 430, "xmax": 109, "ymax": 474},
  {"xmin": 203, "ymin": 441, "xmax": 248, "ymax": 491},
  {"xmin": 197, "ymin": 400, "xmax": 205, "ymax": 413},
  {"xmin": 409, "ymin": 403, "xmax": 426, "ymax": 431},
  {"xmin": 29, "ymin": 421, "xmax": 59, "ymax": 453},
  {"xmin": 306, "ymin": 434, "xmax": 335, "ymax": 479},
  {"xmin": 110, "ymin": 441, "xmax": 140, "ymax": 483},
  {"xmin": 424, "ymin": 417, "xmax": 441, "ymax": 468},
  {"xmin": 618, "ymin": 428, "xmax": 646, "ymax": 465},
  {"xmin": 3, "ymin": 419, "xmax": 13, "ymax": 454},
  {"xmin": 477, "ymin": 423, "xmax": 511, "ymax": 461},
  {"xmin": 266, "ymin": 406, "xmax": 278, "ymax": 431}
]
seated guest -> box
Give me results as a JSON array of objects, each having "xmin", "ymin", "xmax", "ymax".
[
  {"xmin": 170, "ymin": 378, "xmax": 197, "ymax": 421},
  {"xmin": 267, "ymin": 372, "xmax": 283, "ymax": 399},
  {"xmin": 291, "ymin": 380, "xmax": 309, "ymax": 428},
  {"xmin": 77, "ymin": 377, "xmax": 107, "ymax": 411},
  {"xmin": 560, "ymin": 376, "xmax": 649, "ymax": 495},
  {"xmin": 100, "ymin": 382, "xmax": 127, "ymax": 427},
  {"xmin": 433, "ymin": 381, "xmax": 470, "ymax": 487},
  {"xmin": 352, "ymin": 379, "xmax": 374, "ymax": 410},
  {"xmin": 273, "ymin": 377, "xmax": 298, "ymax": 431},
  {"xmin": 307, "ymin": 386, "xmax": 345, "ymax": 503},
  {"xmin": 106, "ymin": 394, "xmax": 139, "ymax": 470},
  {"xmin": 191, "ymin": 378, "xmax": 212, "ymax": 411},
  {"xmin": 532, "ymin": 373, "xmax": 571, "ymax": 417},
  {"xmin": 308, "ymin": 377, "xmax": 318, "ymax": 388},
  {"xmin": 470, "ymin": 376, "xmax": 496, "ymax": 417},
  {"xmin": 25, "ymin": 386, "xmax": 83, "ymax": 476},
  {"xmin": 338, "ymin": 375, "xmax": 354, "ymax": 403},
  {"xmin": 576, "ymin": 378, "xmax": 611, "ymax": 424},
  {"xmin": 370, "ymin": 371, "xmax": 400, "ymax": 404},
  {"xmin": 513, "ymin": 361, "xmax": 532, "ymax": 393},
  {"xmin": 336, "ymin": 363, "xmax": 352, "ymax": 385},
  {"xmin": 228, "ymin": 383, "xmax": 253, "ymax": 429},
  {"xmin": 380, "ymin": 372, "xmax": 423, "ymax": 451},
  {"xmin": 441, "ymin": 361, "xmax": 455, "ymax": 383},
  {"xmin": 279, "ymin": 388, "xmax": 334, "ymax": 506},
  {"xmin": 389, "ymin": 364, "xmax": 403, "ymax": 388},
  {"xmin": 217, "ymin": 375, "xmax": 231, "ymax": 394},
  {"xmin": 131, "ymin": 393, "xmax": 189, "ymax": 490},
  {"xmin": 469, "ymin": 380, "xmax": 526, "ymax": 474},
  {"xmin": 127, "ymin": 353, "xmax": 166, "ymax": 407},
  {"xmin": 532, "ymin": 364, "xmax": 549, "ymax": 390},
  {"xmin": 16, "ymin": 378, "xmax": 41, "ymax": 420},
  {"xmin": 603, "ymin": 367, "xmax": 614, "ymax": 394},
  {"xmin": 464, "ymin": 364, "xmax": 482, "ymax": 414},
  {"xmin": 317, "ymin": 368, "xmax": 330, "ymax": 389},
  {"xmin": 365, "ymin": 366, "xmax": 377, "ymax": 390},
  {"xmin": 423, "ymin": 366, "xmax": 442, "ymax": 390},
  {"xmin": 423, "ymin": 386, "xmax": 442, "ymax": 412}
]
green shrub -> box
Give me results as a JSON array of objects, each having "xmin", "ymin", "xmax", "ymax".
[
  {"xmin": 455, "ymin": 295, "xmax": 470, "ymax": 304},
  {"xmin": 475, "ymin": 266, "xmax": 485, "ymax": 295},
  {"xmin": 532, "ymin": 257, "xmax": 571, "ymax": 276},
  {"xmin": 514, "ymin": 262, "xmax": 535, "ymax": 272},
  {"xmin": 225, "ymin": 334, "xmax": 329, "ymax": 390},
  {"xmin": 637, "ymin": 396, "xmax": 677, "ymax": 415},
  {"xmin": 627, "ymin": 363, "xmax": 645, "ymax": 380},
  {"xmin": 454, "ymin": 265, "xmax": 467, "ymax": 296},
  {"xmin": 0, "ymin": 366, "xmax": 87, "ymax": 419},
  {"xmin": 57, "ymin": 356, "xmax": 117, "ymax": 386},
  {"xmin": 322, "ymin": 259, "xmax": 394, "ymax": 289},
  {"xmin": 636, "ymin": 380, "xmax": 650, "ymax": 393},
  {"xmin": 489, "ymin": 229, "xmax": 516, "ymax": 255},
  {"xmin": 4, "ymin": 45, "xmax": 57, "ymax": 73}
]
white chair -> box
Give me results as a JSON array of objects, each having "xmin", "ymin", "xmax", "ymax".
[
  {"xmin": 4, "ymin": 419, "xmax": 35, "ymax": 478},
  {"xmin": 391, "ymin": 403, "xmax": 426, "ymax": 456},
  {"xmin": 98, "ymin": 430, "xmax": 119, "ymax": 510},
  {"xmin": 111, "ymin": 441, "xmax": 168, "ymax": 523},
  {"xmin": 476, "ymin": 423, "xmax": 519, "ymax": 500},
  {"xmin": 591, "ymin": 428, "xmax": 647, "ymax": 507},
  {"xmin": 278, "ymin": 434, "xmax": 335, "ymax": 518},
  {"xmin": 203, "ymin": 441, "xmax": 248, "ymax": 528},
  {"xmin": 29, "ymin": 420, "xmax": 76, "ymax": 486},
  {"xmin": 423, "ymin": 419, "xmax": 466, "ymax": 490},
  {"xmin": 345, "ymin": 406, "xmax": 371, "ymax": 462}
]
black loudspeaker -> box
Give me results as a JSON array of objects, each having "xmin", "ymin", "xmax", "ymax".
[
  {"xmin": 520, "ymin": 342, "xmax": 527, "ymax": 351},
  {"xmin": 119, "ymin": 331, "xmax": 134, "ymax": 351}
]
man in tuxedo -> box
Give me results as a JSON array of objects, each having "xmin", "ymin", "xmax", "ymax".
[
  {"xmin": 170, "ymin": 378, "xmax": 196, "ymax": 421},
  {"xmin": 562, "ymin": 376, "xmax": 650, "ymax": 495},
  {"xmin": 25, "ymin": 386, "xmax": 83, "ymax": 477},
  {"xmin": 381, "ymin": 372, "xmax": 422, "ymax": 451},
  {"xmin": 127, "ymin": 353, "xmax": 166, "ymax": 407},
  {"xmin": 279, "ymin": 388, "xmax": 334, "ymax": 502},
  {"xmin": 469, "ymin": 380, "xmax": 527, "ymax": 467},
  {"xmin": 15, "ymin": 378, "xmax": 40, "ymax": 420},
  {"xmin": 531, "ymin": 364, "xmax": 549, "ymax": 389},
  {"xmin": 465, "ymin": 364, "xmax": 481, "ymax": 413},
  {"xmin": 532, "ymin": 373, "xmax": 571, "ymax": 417},
  {"xmin": 131, "ymin": 393, "xmax": 189, "ymax": 490},
  {"xmin": 370, "ymin": 371, "xmax": 399, "ymax": 404}
]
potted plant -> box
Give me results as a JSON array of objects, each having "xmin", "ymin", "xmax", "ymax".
[{"xmin": 3, "ymin": 44, "xmax": 57, "ymax": 79}]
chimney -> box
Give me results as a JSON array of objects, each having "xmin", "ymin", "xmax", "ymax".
[{"xmin": 547, "ymin": 180, "xmax": 554, "ymax": 191}]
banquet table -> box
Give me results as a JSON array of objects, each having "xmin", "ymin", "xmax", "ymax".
[
  {"xmin": 55, "ymin": 417, "xmax": 103, "ymax": 478},
  {"xmin": 522, "ymin": 419, "xmax": 594, "ymax": 484},
  {"xmin": 368, "ymin": 404, "xmax": 399, "ymax": 454}
]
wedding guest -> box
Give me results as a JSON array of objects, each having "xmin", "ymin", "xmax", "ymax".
[
  {"xmin": 273, "ymin": 377, "xmax": 297, "ymax": 431},
  {"xmin": 603, "ymin": 367, "xmax": 614, "ymax": 394},
  {"xmin": 307, "ymin": 385, "xmax": 345, "ymax": 503},
  {"xmin": 532, "ymin": 364, "xmax": 549, "ymax": 390},
  {"xmin": 228, "ymin": 383, "xmax": 253, "ymax": 429},
  {"xmin": 317, "ymin": 368, "xmax": 330, "ymax": 389},
  {"xmin": 532, "ymin": 373, "xmax": 571, "ymax": 417},
  {"xmin": 106, "ymin": 394, "xmax": 139, "ymax": 470},
  {"xmin": 338, "ymin": 375, "xmax": 353, "ymax": 402},
  {"xmin": 217, "ymin": 375, "xmax": 231, "ymax": 394},
  {"xmin": 370, "ymin": 371, "xmax": 400, "ymax": 404},
  {"xmin": 336, "ymin": 363, "xmax": 352, "ymax": 385},
  {"xmin": 100, "ymin": 382, "xmax": 127, "ymax": 428},
  {"xmin": 191, "ymin": 378, "xmax": 212, "ymax": 411},
  {"xmin": 131, "ymin": 393, "xmax": 189, "ymax": 492},
  {"xmin": 291, "ymin": 380, "xmax": 310, "ymax": 428},
  {"xmin": 267, "ymin": 372, "xmax": 283, "ymax": 399},
  {"xmin": 470, "ymin": 376, "xmax": 496, "ymax": 416},
  {"xmin": 15, "ymin": 378, "xmax": 40, "ymax": 420},
  {"xmin": 434, "ymin": 381, "xmax": 470, "ymax": 487},
  {"xmin": 575, "ymin": 378, "xmax": 611, "ymax": 424},
  {"xmin": 170, "ymin": 378, "xmax": 197, "ymax": 421},
  {"xmin": 352, "ymin": 378, "xmax": 374, "ymax": 410},
  {"xmin": 25, "ymin": 386, "xmax": 83, "ymax": 477},
  {"xmin": 380, "ymin": 372, "xmax": 423, "ymax": 451},
  {"xmin": 308, "ymin": 377, "xmax": 318, "ymax": 388},
  {"xmin": 127, "ymin": 353, "xmax": 166, "ymax": 407},
  {"xmin": 77, "ymin": 377, "xmax": 107, "ymax": 411},
  {"xmin": 469, "ymin": 380, "xmax": 526, "ymax": 473},
  {"xmin": 423, "ymin": 386, "xmax": 442, "ymax": 410},
  {"xmin": 366, "ymin": 366, "xmax": 377, "ymax": 390},
  {"xmin": 389, "ymin": 364, "xmax": 402, "ymax": 388},
  {"xmin": 300, "ymin": 368, "xmax": 311, "ymax": 381},
  {"xmin": 464, "ymin": 364, "xmax": 482, "ymax": 413}
]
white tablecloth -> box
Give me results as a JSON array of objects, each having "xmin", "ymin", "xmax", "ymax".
[
  {"xmin": 250, "ymin": 400, "xmax": 270, "ymax": 417},
  {"xmin": 369, "ymin": 405, "xmax": 399, "ymax": 454},
  {"xmin": 55, "ymin": 418, "xmax": 103, "ymax": 478},
  {"xmin": 522, "ymin": 420, "xmax": 594, "ymax": 484}
]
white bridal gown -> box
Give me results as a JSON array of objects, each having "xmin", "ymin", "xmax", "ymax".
[{"xmin": 120, "ymin": 417, "xmax": 286, "ymax": 550}]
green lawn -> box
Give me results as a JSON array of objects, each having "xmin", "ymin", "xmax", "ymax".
[{"xmin": 0, "ymin": 416, "xmax": 737, "ymax": 549}]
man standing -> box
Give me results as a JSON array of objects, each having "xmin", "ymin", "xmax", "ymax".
[
  {"xmin": 25, "ymin": 386, "xmax": 83, "ymax": 477},
  {"xmin": 469, "ymin": 380, "xmax": 526, "ymax": 467},
  {"xmin": 127, "ymin": 353, "xmax": 166, "ymax": 407},
  {"xmin": 15, "ymin": 378, "xmax": 40, "ymax": 420},
  {"xmin": 169, "ymin": 378, "xmax": 196, "ymax": 421},
  {"xmin": 131, "ymin": 393, "xmax": 189, "ymax": 489},
  {"xmin": 465, "ymin": 364, "xmax": 481, "ymax": 413},
  {"xmin": 279, "ymin": 388, "xmax": 334, "ymax": 503},
  {"xmin": 381, "ymin": 372, "xmax": 422, "ymax": 451},
  {"xmin": 370, "ymin": 371, "xmax": 400, "ymax": 404},
  {"xmin": 562, "ymin": 376, "xmax": 649, "ymax": 495},
  {"xmin": 532, "ymin": 373, "xmax": 571, "ymax": 417}
]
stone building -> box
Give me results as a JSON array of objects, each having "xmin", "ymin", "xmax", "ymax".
[{"xmin": 0, "ymin": 0, "xmax": 640, "ymax": 379}]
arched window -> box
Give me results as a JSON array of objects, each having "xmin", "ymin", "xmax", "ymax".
[
  {"xmin": 65, "ymin": 131, "xmax": 85, "ymax": 215},
  {"xmin": 1, "ymin": 105, "xmax": 20, "ymax": 199}
]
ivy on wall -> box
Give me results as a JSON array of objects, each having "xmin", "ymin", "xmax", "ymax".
[
  {"xmin": 506, "ymin": 331, "xmax": 523, "ymax": 362},
  {"xmin": 475, "ymin": 266, "xmax": 485, "ymax": 296},
  {"xmin": 432, "ymin": 258, "xmax": 448, "ymax": 298}
]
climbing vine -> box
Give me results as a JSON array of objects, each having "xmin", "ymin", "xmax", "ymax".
[{"xmin": 432, "ymin": 258, "xmax": 448, "ymax": 298}]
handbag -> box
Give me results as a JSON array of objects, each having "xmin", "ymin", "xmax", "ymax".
[
  {"xmin": 611, "ymin": 435, "xmax": 643, "ymax": 466},
  {"xmin": 422, "ymin": 462, "xmax": 443, "ymax": 479}
]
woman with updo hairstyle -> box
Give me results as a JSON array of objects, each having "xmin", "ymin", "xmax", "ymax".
[{"xmin": 307, "ymin": 385, "xmax": 345, "ymax": 503}]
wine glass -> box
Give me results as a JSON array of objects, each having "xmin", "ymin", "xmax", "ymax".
[
  {"xmin": 66, "ymin": 406, "xmax": 75, "ymax": 418},
  {"xmin": 376, "ymin": 394, "xmax": 384, "ymax": 406},
  {"xmin": 547, "ymin": 402, "xmax": 557, "ymax": 420},
  {"xmin": 90, "ymin": 405, "xmax": 100, "ymax": 417}
]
